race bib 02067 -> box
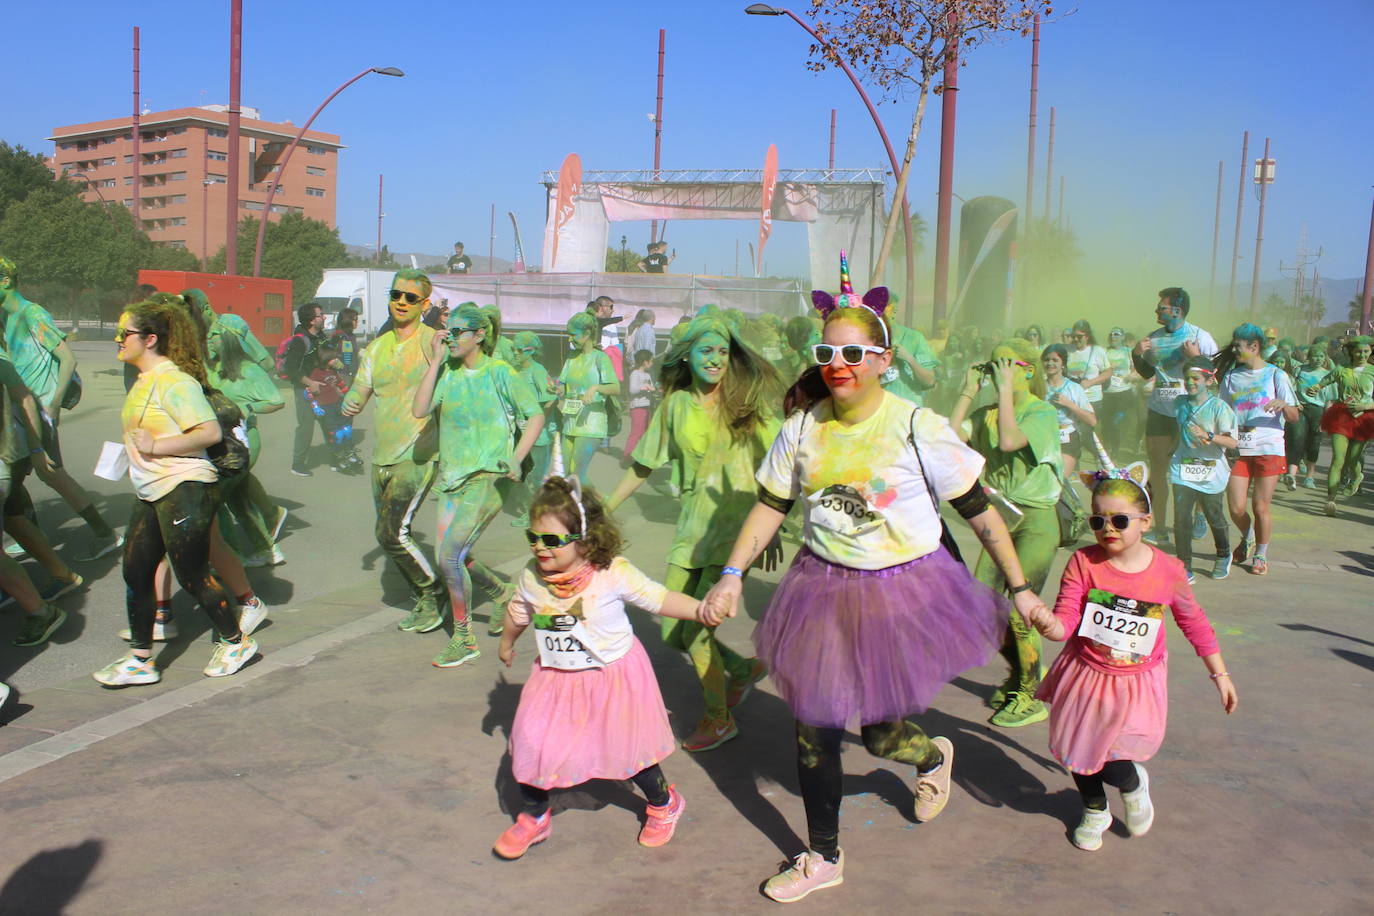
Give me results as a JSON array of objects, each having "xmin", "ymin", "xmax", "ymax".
[
  {"xmin": 1178, "ymin": 457, "xmax": 1216, "ymax": 484},
  {"xmin": 1076, "ymin": 588, "xmax": 1166, "ymax": 665}
]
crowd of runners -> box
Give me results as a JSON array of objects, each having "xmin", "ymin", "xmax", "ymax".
[{"xmin": 2, "ymin": 250, "xmax": 1369, "ymax": 901}]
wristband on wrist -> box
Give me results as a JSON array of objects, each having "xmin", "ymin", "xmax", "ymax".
[
  {"xmin": 721, "ymin": 566, "xmax": 744, "ymax": 579},
  {"xmin": 1209, "ymin": 671, "xmax": 1231, "ymax": 680},
  {"xmin": 1008, "ymin": 581, "xmax": 1033, "ymax": 594}
]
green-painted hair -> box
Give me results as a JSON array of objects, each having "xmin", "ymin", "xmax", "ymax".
[
  {"xmin": 391, "ymin": 268, "xmax": 432, "ymax": 298},
  {"xmin": 567, "ymin": 312, "xmax": 598, "ymax": 339}
]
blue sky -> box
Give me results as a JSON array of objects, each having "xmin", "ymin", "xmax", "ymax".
[{"xmin": 8, "ymin": 0, "xmax": 1373, "ymax": 300}]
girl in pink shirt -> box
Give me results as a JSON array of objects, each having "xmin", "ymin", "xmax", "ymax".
[{"xmin": 1027, "ymin": 469, "xmax": 1239, "ymax": 851}]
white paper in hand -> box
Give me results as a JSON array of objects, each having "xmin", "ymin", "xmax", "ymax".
[{"xmin": 94, "ymin": 441, "xmax": 130, "ymax": 481}]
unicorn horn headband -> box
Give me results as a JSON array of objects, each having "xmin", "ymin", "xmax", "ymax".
[
  {"xmin": 543, "ymin": 432, "xmax": 587, "ymax": 535},
  {"xmin": 1079, "ymin": 444, "xmax": 1152, "ymax": 514},
  {"xmin": 810, "ymin": 250, "xmax": 890, "ymax": 347}
]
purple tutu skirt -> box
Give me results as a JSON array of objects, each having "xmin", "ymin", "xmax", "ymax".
[{"xmin": 755, "ymin": 546, "xmax": 1008, "ymax": 728}]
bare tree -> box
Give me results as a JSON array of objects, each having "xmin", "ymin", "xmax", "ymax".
[{"xmin": 805, "ymin": 0, "xmax": 1055, "ymax": 303}]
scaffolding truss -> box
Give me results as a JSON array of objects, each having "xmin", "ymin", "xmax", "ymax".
[{"xmin": 539, "ymin": 167, "xmax": 887, "ymax": 186}]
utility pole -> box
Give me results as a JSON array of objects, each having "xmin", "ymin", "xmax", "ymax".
[
  {"xmin": 1043, "ymin": 106, "xmax": 1055, "ymax": 229},
  {"xmin": 1361, "ymin": 190, "xmax": 1374, "ymax": 334},
  {"xmin": 1209, "ymin": 160, "xmax": 1223, "ymax": 308},
  {"xmin": 1024, "ymin": 13, "xmax": 1040, "ymax": 230},
  {"xmin": 1057, "ymin": 174, "xmax": 1064, "ymax": 227},
  {"xmin": 225, "ymin": 0, "xmax": 243, "ymax": 274},
  {"xmin": 489, "ymin": 203, "xmax": 496, "ymax": 272},
  {"xmin": 1249, "ymin": 137, "xmax": 1273, "ymax": 315},
  {"xmin": 650, "ymin": 29, "xmax": 666, "ymax": 245},
  {"xmin": 376, "ymin": 174, "xmax": 384, "ymax": 263},
  {"xmin": 828, "ymin": 109, "xmax": 836, "ymax": 174},
  {"xmin": 1228, "ymin": 130, "xmax": 1249, "ymax": 308},
  {"xmin": 932, "ymin": 10, "xmax": 960, "ymax": 323},
  {"xmin": 132, "ymin": 27, "xmax": 141, "ymax": 229}
]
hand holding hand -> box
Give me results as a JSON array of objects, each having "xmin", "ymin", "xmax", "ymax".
[{"xmin": 703, "ymin": 575, "xmax": 743, "ymax": 624}]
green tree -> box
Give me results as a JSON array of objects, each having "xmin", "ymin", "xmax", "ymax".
[
  {"xmin": 0, "ymin": 185, "xmax": 145, "ymax": 319},
  {"xmin": 0, "ymin": 141, "xmax": 76, "ymax": 219},
  {"xmin": 206, "ymin": 212, "xmax": 347, "ymax": 305},
  {"xmin": 605, "ymin": 243, "xmax": 637, "ymax": 272}
]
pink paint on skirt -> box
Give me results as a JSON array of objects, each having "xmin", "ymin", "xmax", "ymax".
[
  {"xmin": 510, "ymin": 637, "xmax": 675, "ymax": 789},
  {"xmin": 1036, "ymin": 650, "xmax": 1169, "ymax": 775}
]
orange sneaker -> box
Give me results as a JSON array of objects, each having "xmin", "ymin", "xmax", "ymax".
[
  {"xmin": 681, "ymin": 714, "xmax": 738, "ymax": 752},
  {"xmin": 638, "ymin": 786, "xmax": 685, "ymax": 847},
  {"xmin": 493, "ymin": 811, "xmax": 551, "ymax": 859},
  {"xmin": 725, "ymin": 659, "xmax": 768, "ymax": 709}
]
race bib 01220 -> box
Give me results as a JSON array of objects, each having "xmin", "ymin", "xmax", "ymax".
[{"xmin": 1076, "ymin": 588, "xmax": 1166, "ymax": 665}]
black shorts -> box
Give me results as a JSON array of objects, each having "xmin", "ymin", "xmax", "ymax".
[
  {"xmin": 1145, "ymin": 410, "xmax": 1178, "ymax": 439},
  {"xmin": 38, "ymin": 412, "xmax": 64, "ymax": 469},
  {"xmin": 1062, "ymin": 429, "xmax": 1083, "ymax": 460}
]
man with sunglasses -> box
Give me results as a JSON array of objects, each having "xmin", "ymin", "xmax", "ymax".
[
  {"xmin": 1131, "ymin": 287, "xmax": 1218, "ymax": 541},
  {"xmin": 282, "ymin": 302, "xmax": 326, "ymax": 477},
  {"xmin": 342, "ymin": 269, "xmax": 445, "ymax": 633}
]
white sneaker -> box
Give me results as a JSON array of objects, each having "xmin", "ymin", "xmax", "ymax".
[
  {"xmin": 238, "ymin": 599, "xmax": 269, "ymax": 637},
  {"xmin": 204, "ymin": 637, "xmax": 259, "ymax": 677},
  {"xmin": 93, "ymin": 654, "xmax": 161, "ymax": 687},
  {"xmin": 271, "ymin": 508, "xmax": 289, "ymax": 541},
  {"xmin": 119, "ymin": 619, "xmax": 178, "ymax": 642},
  {"xmin": 1072, "ymin": 805, "xmax": 1113, "ymax": 851},
  {"xmin": 1121, "ymin": 763, "xmax": 1154, "ymax": 836}
]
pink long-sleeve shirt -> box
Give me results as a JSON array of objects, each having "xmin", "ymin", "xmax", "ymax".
[{"xmin": 1051, "ymin": 545, "xmax": 1220, "ymax": 675}]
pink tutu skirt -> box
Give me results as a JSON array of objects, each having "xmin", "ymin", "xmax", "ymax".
[
  {"xmin": 510, "ymin": 637, "xmax": 675, "ymax": 789},
  {"xmin": 754, "ymin": 546, "xmax": 1007, "ymax": 728},
  {"xmin": 1036, "ymin": 649, "xmax": 1169, "ymax": 775}
]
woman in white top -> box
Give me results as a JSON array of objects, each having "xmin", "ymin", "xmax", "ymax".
[
  {"xmin": 1042, "ymin": 343, "xmax": 1097, "ymax": 481},
  {"xmin": 702, "ymin": 268, "xmax": 1047, "ymax": 903}
]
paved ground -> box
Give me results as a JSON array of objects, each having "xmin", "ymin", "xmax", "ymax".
[{"xmin": 0, "ymin": 344, "xmax": 1371, "ymax": 913}]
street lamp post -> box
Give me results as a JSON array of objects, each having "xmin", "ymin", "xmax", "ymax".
[
  {"xmin": 68, "ymin": 172, "xmax": 117, "ymax": 225},
  {"xmin": 251, "ymin": 66, "xmax": 404, "ymax": 277},
  {"xmin": 202, "ymin": 178, "xmax": 216, "ymax": 262},
  {"xmin": 744, "ymin": 4, "xmax": 916, "ymax": 320}
]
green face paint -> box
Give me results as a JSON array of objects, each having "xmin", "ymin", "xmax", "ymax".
[{"xmin": 689, "ymin": 331, "xmax": 729, "ymax": 389}]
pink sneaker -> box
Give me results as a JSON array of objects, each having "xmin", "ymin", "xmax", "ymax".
[
  {"xmin": 638, "ymin": 786, "xmax": 685, "ymax": 847},
  {"xmin": 493, "ymin": 811, "xmax": 551, "ymax": 859},
  {"xmin": 763, "ymin": 849, "xmax": 845, "ymax": 903}
]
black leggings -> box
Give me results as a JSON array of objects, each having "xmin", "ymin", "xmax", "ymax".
[
  {"xmin": 124, "ymin": 480, "xmax": 240, "ymax": 652},
  {"xmin": 796, "ymin": 720, "xmax": 942, "ymax": 861},
  {"xmin": 1071, "ymin": 759, "xmax": 1140, "ymax": 810},
  {"xmin": 1287, "ymin": 403, "xmax": 1325, "ymax": 467},
  {"xmin": 518, "ymin": 764, "xmax": 669, "ymax": 817}
]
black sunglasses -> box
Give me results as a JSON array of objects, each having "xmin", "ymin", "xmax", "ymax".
[
  {"xmin": 389, "ymin": 289, "xmax": 423, "ymax": 304},
  {"xmin": 115, "ymin": 329, "xmax": 151, "ymax": 342},
  {"xmin": 1087, "ymin": 513, "xmax": 1149, "ymax": 531},
  {"xmin": 525, "ymin": 529, "xmax": 581, "ymax": 548}
]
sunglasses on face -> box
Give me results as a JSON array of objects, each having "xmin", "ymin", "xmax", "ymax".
[
  {"xmin": 115, "ymin": 329, "xmax": 150, "ymax": 342},
  {"xmin": 1088, "ymin": 513, "xmax": 1149, "ymax": 532},
  {"xmin": 389, "ymin": 289, "xmax": 423, "ymax": 304},
  {"xmin": 525, "ymin": 530, "xmax": 581, "ymax": 548},
  {"xmin": 812, "ymin": 343, "xmax": 887, "ymax": 366}
]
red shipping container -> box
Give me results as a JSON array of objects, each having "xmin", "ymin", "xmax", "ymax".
[{"xmin": 137, "ymin": 271, "xmax": 294, "ymax": 348}]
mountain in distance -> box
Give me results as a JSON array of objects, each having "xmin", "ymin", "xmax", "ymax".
[{"xmin": 342, "ymin": 243, "xmax": 513, "ymax": 274}]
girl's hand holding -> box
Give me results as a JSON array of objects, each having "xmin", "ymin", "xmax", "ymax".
[
  {"xmin": 703, "ymin": 576, "xmax": 742, "ymax": 622},
  {"xmin": 1215, "ymin": 674, "xmax": 1238, "ymax": 714}
]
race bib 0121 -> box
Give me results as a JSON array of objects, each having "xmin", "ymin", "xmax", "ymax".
[
  {"xmin": 533, "ymin": 612, "xmax": 604, "ymax": 671},
  {"xmin": 1076, "ymin": 588, "xmax": 1165, "ymax": 665}
]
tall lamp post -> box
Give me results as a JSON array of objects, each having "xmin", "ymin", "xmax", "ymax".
[
  {"xmin": 67, "ymin": 172, "xmax": 117, "ymax": 225},
  {"xmin": 252, "ymin": 66, "xmax": 404, "ymax": 276},
  {"xmin": 744, "ymin": 4, "xmax": 916, "ymax": 319}
]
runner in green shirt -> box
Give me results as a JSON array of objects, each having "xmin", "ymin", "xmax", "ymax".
[
  {"xmin": 556, "ymin": 312, "xmax": 619, "ymax": 483},
  {"xmin": 342, "ymin": 269, "xmax": 444, "ymax": 631},
  {"xmin": 605, "ymin": 315, "xmax": 784, "ymax": 751},
  {"xmin": 507, "ymin": 330, "xmax": 557, "ymax": 526},
  {"xmin": 949, "ymin": 338, "xmax": 1063, "ymax": 729},
  {"xmin": 414, "ymin": 304, "xmax": 545, "ymax": 668}
]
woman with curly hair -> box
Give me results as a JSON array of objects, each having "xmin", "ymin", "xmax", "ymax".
[
  {"xmin": 605, "ymin": 313, "xmax": 784, "ymax": 751},
  {"xmin": 93, "ymin": 299, "xmax": 258, "ymax": 686}
]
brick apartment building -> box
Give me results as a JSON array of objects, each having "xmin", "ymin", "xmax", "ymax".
[{"xmin": 47, "ymin": 105, "xmax": 343, "ymax": 262}]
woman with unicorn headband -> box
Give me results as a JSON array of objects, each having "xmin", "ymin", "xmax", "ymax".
[
  {"xmin": 412, "ymin": 304, "xmax": 545, "ymax": 668},
  {"xmin": 948, "ymin": 337, "xmax": 1063, "ymax": 729},
  {"xmin": 604, "ymin": 310, "xmax": 784, "ymax": 753},
  {"xmin": 703, "ymin": 256, "xmax": 1048, "ymax": 902},
  {"xmin": 490, "ymin": 436, "xmax": 732, "ymax": 860}
]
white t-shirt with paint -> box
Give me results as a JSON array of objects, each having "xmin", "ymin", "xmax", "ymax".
[
  {"xmin": 756, "ymin": 391, "xmax": 984, "ymax": 570},
  {"xmin": 1221, "ymin": 364, "xmax": 1296, "ymax": 457}
]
